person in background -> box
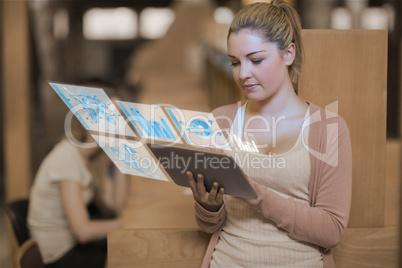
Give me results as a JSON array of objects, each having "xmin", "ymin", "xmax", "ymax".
[
  {"xmin": 28, "ymin": 99, "xmax": 128, "ymax": 267},
  {"xmin": 186, "ymin": 0, "xmax": 352, "ymax": 267}
]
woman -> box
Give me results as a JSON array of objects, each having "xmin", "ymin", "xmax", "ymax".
[
  {"xmin": 186, "ymin": 1, "xmax": 352, "ymax": 267},
  {"xmin": 28, "ymin": 115, "xmax": 128, "ymax": 268}
]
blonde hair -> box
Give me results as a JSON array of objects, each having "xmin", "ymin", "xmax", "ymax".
[{"xmin": 228, "ymin": 0, "xmax": 303, "ymax": 83}]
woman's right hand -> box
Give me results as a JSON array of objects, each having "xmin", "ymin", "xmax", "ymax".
[{"xmin": 186, "ymin": 171, "xmax": 224, "ymax": 212}]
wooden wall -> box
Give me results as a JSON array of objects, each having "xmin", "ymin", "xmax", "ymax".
[
  {"xmin": 2, "ymin": 0, "xmax": 31, "ymax": 201},
  {"xmin": 298, "ymin": 30, "xmax": 388, "ymax": 228}
]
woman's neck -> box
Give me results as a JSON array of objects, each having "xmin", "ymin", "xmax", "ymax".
[{"xmin": 247, "ymin": 84, "xmax": 304, "ymax": 118}]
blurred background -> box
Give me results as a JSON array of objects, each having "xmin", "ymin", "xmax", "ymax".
[{"xmin": 0, "ymin": 0, "xmax": 400, "ymax": 267}]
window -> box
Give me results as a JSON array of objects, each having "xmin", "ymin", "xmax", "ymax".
[
  {"xmin": 139, "ymin": 8, "xmax": 175, "ymax": 39},
  {"xmin": 330, "ymin": 7, "xmax": 352, "ymax": 29},
  {"xmin": 83, "ymin": 7, "xmax": 138, "ymax": 40},
  {"xmin": 360, "ymin": 7, "xmax": 390, "ymax": 30},
  {"xmin": 214, "ymin": 7, "xmax": 234, "ymax": 25}
]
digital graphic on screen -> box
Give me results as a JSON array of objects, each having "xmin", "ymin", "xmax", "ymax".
[
  {"xmin": 164, "ymin": 107, "xmax": 230, "ymax": 150},
  {"xmin": 91, "ymin": 134, "xmax": 169, "ymax": 181},
  {"xmin": 50, "ymin": 82, "xmax": 136, "ymax": 137},
  {"xmin": 117, "ymin": 101, "xmax": 181, "ymax": 143}
]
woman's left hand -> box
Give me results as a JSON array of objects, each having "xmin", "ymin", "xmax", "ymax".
[{"xmin": 186, "ymin": 171, "xmax": 224, "ymax": 212}]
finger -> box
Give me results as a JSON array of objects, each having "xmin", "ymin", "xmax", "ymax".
[
  {"xmin": 245, "ymin": 175, "xmax": 258, "ymax": 191},
  {"xmin": 208, "ymin": 182, "xmax": 219, "ymax": 201},
  {"xmin": 196, "ymin": 174, "xmax": 206, "ymax": 194},
  {"xmin": 215, "ymin": 187, "xmax": 225, "ymax": 204},
  {"xmin": 186, "ymin": 171, "xmax": 198, "ymax": 194}
]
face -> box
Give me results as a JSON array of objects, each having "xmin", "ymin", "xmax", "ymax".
[{"xmin": 227, "ymin": 30, "xmax": 294, "ymax": 102}]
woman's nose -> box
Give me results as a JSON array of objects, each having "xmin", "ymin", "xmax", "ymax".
[{"xmin": 238, "ymin": 63, "xmax": 251, "ymax": 80}]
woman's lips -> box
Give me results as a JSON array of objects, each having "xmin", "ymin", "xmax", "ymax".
[{"xmin": 243, "ymin": 84, "xmax": 258, "ymax": 92}]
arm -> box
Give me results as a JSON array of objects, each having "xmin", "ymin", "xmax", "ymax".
[
  {"xmin": 186, "ymin": 172, "xmax": 227, "ymax": 233},
  {"xmin": 93, "ymin": 154, "xmax": 128, "ymax": 217},
  {"xmin": 194, "ymin": 201, "xmax": 227, "ymax": 234},
  {"xmin": 241, "ymin": 118, "xmax": 352, "ymax": 249},
  {"xmin": 60, "ymin": 180, "xmax": 122, "ymax": 244}
]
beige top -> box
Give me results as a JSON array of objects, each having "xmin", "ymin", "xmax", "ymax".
[
  {"xmin": 28, "ymin": 139, "xmax": 95, "ymax": 264},
  {"xmin": 197, "ymin": 102, "xmax": 352, "ymax": 268},
  {"xmin": 210, "ymin": 102, "xmax": 323, "ymax": 267}
]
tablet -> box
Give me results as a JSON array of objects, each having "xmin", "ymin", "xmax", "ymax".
[{"xmin": 147, "ymin": 143, "xmax": 257, "ymax": 199}]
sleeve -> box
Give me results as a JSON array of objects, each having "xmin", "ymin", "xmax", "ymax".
[
  {"xmin": 243, "ymin": 117, "xmax": 352, "ymax": 250},
  {"xmin": 47, "ymin": 141, "xmax": 89, "ymax": 185},
  {"xmin": 194, "ymin": 201, "xmax": 227, "ymax": 234}
]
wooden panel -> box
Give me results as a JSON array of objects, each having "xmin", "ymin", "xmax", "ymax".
[
  {"xmin": 399, "ymin": 43, "xmax": 402, "ymax": 268},
  {"xmin": 385, "ymin": 139, "xmax": 401, "ymax": 226},
  {"xmin": 2, "ymin": 1, "xmax": 31, "ymax": 201},
  {"xmin": 298, "ymin": 30, "xmax": 388, "ymax": 227},
  {"xmin": 333, "ymin": 227, "xmax": 398, "ymax": 268},
  {"xmin": 108, "ymin": 229, "xmax": 211, "ymax": 268},
  {"xmin": 122, "ymin": 176, "xmax": 198, "ymax": 229}
]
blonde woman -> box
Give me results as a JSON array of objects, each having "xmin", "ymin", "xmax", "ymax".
[{"xmin": 186, "ymin": 1, "xmax": 352, "ymax": 267}]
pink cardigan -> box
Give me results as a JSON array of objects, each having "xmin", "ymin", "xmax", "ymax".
[{"xmin": 195, "ymin": 102, "xmax": 352, "ymax": 268}]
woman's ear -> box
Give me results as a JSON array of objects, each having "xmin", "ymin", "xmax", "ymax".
[{"xmin": 283, "ymin": 43, "xmax": 296, "ymax": 66}]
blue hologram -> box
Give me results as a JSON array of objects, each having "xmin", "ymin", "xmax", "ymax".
[
  {"xmin": 125, "ymin": 107, "xmax": 177, "ymax": 140},
  {"xmin": 166, "ymin": 108, "xmax": 191, "ymax": 143}
]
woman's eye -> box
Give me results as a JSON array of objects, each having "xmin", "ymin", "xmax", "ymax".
[
  {"xmin": 230, "ymin": 62, "xmax": 239, "ymax": 67},
  {"xmin": 252, "ymin": 59, "xmax": 262, "ymax": 64}
]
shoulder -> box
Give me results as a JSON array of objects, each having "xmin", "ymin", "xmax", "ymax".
[
  {"xmin": 49, "ymin": 139, "xmax": 80, "ymax": 161},
  {"xmin": 307, "ymin": 102, "xmax": 349, "ymax": 133},
  {"xmin": 42, "ymin": 140, "xmax": 88, "ymax": 179}
]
